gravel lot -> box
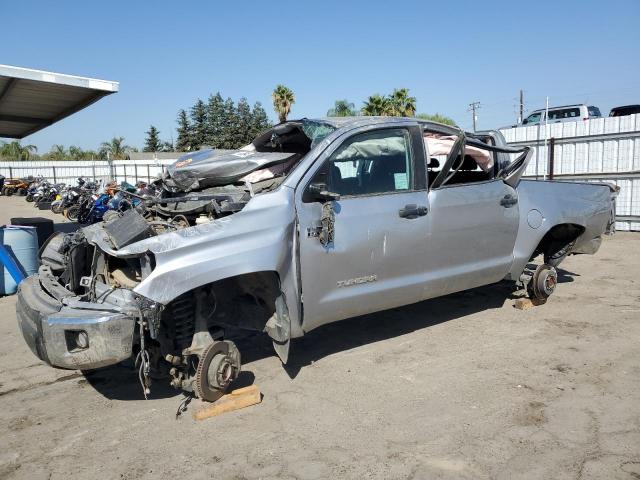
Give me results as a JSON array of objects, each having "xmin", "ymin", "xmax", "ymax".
[{"xmin": 0, "ymin": 195, "xmax": 639, "ymax": 480}]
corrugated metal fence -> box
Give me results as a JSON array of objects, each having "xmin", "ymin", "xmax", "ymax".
[
  {"xmin": 500, "ymin": 114, "xmax": 640, "ymax": 231},
  {"xmin": 0, "ymin": 158, "xmax": 176, "ymax": 186}
]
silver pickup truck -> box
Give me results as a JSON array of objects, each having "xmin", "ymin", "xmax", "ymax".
[{"xmin": 17, "ymin": 117, "xmax": 616, "ymax": 401}]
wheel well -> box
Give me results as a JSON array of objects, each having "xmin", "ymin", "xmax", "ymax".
[
  {"xmin": 532, "ymin": 223, "xmax": 585, "ymax": 260},
  {"xmin": 163, "ymin": 271, "xmax": 281, "ymax": 334}
]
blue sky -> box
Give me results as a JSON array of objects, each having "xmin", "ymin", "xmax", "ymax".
[{"xmin": 2, "ymin": 0, "xmax": 639, "ymax": 152}]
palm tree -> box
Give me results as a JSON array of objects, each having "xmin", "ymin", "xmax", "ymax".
[
  {"xmin": 49, "ymin": 144, "xmax": 67, "ymax": 160},
  {"xmin": 100, "ymin": 137, "xmax": 132, "ymax": 160},
  {"xmin": 327, "ymin": 99, "xmax": 356, "ymax": 117},
  {"xmin": 0, "ymin": 140, "xmax": 37, "ymax": 160},
  {"xmin": 389, "ymin": 88, "xmax": 417, "ymax": 117},
  {"xmin": 68, "ymin": 145, "xmax": 85, "ymax": 160},
  {"xmin": 272, "ymin": 85, "xmax": 295, "ymax": 123},
  {"xmin": 361, "ymin": 95, "xmax": 391, "ymax": 116}
]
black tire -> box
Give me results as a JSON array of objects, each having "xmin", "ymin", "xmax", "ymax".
[
  {"xmin": 5, "ymin": 188, "xmax": 13, "ymax": 196},
  {"xmin": 51, "ymin": 202, "xmax": 63, "ymax": 214},
  {"xmin": 527, "ymin": 264, "xmax": 557, "ymax": 301},
  {"xmin": 17, "ymin": 188, "xmax": 26, "ymax": 196},
  {"xmin": 65, "ymin": 205, "xmax": 80, "ymax": 222},
  {"xmin": 25, "ymin": 193, "xmax": 34, "ymax": 202}
]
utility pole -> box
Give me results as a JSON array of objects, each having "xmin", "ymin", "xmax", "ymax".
[
  {"xmin": 519, "ymin": 89, "xmax": 524, "ymax": 124},
  {"xmin": 468, "ymin": 102, "xmax": 481, "ymax": 132}
]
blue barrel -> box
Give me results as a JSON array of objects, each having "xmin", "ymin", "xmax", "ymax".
[{"xmin": 0, "ymin": 226, "xmax": 39, "ymax": 295}]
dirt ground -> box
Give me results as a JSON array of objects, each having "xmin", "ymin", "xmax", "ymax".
[{"xmin": 0, "ymin": 195, "xmax": 639, "ymax": 480}]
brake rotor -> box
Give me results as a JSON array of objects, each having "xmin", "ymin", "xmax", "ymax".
[
  {"xmin": 194, "ymin": 340, "xmax": 241, "ymax": 402},
  {"xmin": 530, "ymin": 264, "xmax": 558, "ymax": 300}
]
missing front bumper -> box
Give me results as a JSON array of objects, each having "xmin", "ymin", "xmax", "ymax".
[{"xmin": 16, "ymin": 275, "xmax": 136, "ymax": 370}]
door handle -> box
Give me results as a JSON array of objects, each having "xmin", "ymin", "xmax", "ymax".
[
  {"xmin": 399, "ymin": 204, "xmax": 428, "ymax": 219},
  {"xmin": 500, "ymin": 194, "xmax": 518, "ymax": 207}
]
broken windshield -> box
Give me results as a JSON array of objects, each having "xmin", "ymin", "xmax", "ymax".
[{"xmin": 301, "ymin": 120, "xmax": 336, "ymax": 148}]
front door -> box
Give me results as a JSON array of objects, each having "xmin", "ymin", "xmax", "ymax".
[{"xmin": 296, "ymin": 127, "xmax": 431, "ymax": 332}]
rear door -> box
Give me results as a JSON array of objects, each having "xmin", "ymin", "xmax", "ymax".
[
  {"xmin": 421, "ymin": 135, "xmax": 523, "ymax": 297},
  {"xmin": 295, "ymin": 125, "xmax": 431, "ymax": 332}
]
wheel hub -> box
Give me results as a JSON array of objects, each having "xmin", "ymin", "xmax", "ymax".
[{"xmin": 194, "ymin": 340, "xmax": 241, "ymax": 402}]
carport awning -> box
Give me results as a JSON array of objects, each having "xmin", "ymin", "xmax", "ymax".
[{"xmin": 0, "ymin": 64, "xmax": 118, "ymax": 139}]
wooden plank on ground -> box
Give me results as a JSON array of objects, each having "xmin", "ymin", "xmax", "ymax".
[
  {"xmin": 514, "ymin": 297, "xmax": 547, "ymax": 310},
  {"xmin": 192, "ymin": 385, "xmax": 261, "ymax": 420}
]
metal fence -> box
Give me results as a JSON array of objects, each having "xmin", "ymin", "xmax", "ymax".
[
  {"xmin": 500, "ymin": 114, "xmax": 640, "ymax": 231},
  {"xmin": 0, "ymin": 158, "xmax": 177, "ymax": 186}
]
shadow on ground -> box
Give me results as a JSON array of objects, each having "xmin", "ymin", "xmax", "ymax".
[
  {"xmin": 239, "ymin": 280, "xmax": 520, "ymax": 379},
  {"xmin": 83, "ymin": 273, "xmax": 579, "ymax": 399}
]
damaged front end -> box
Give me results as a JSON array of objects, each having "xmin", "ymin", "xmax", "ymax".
[
  {"xmin": 17, "ymin": 119, "xmax": 327, "ymax": 401},
  {"xmin": 16, "ymin": 230, "xmax": 156, "ymax": 371},
  {"xmin": 17, "ymin": 215, "xmax": 245, "ymax": 402}
]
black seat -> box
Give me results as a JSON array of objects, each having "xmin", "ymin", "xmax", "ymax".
[{"xmin": 366, "ymin": 155, "xmax": 406, "ymax": 193}]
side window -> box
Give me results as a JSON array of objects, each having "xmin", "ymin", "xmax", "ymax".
[
  {"xmin": 523, "ymin": 112, "xmax": 541, "ymax": 125},
  {"xmin": 309, "ymin": 129, "xmax": 413, "ymax": 198},
  {"xmin": 424, "ymin": 133, "xmax": 495, "ymax": 188}
]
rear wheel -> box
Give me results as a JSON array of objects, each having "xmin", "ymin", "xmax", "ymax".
[
  {"xmin": 17, "ymin": 188, "xmax": 26, "ymax": 196},
  {"xmin": 5, "ymin": 188, "xmax": 13, "ymax": 196},
  {"xmin": 527, "ymin": 264, "xmax": 557, "ymax": 302}
]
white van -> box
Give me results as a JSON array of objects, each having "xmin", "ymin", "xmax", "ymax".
[{"xmin": 522, "ymin": 104, "xmax": 602, "ymax": 125}]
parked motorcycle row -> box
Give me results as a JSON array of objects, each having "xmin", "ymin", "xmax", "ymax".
[{"xmin": 1, "ymin": 176, "xmax": 159, "ymax": 225}]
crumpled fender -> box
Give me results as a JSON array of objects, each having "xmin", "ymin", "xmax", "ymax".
[{"xmin": 84, "ymin": 186, "xmax": 304, "ymax": 338}]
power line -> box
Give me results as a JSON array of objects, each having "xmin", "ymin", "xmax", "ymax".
[{"xmin": 468, "ymin": 102, "xmax": 481, "ymax": 132}]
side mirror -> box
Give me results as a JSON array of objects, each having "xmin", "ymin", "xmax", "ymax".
[{"xmin": 306, "ymin": 182, "xmax": 340, "ymax": 202}]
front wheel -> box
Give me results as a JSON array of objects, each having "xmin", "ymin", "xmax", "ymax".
[
  {"xmin": 65, "ymin": 205, "xmax": 80, "ymax": 222},
  {"xmin": 25, "ymin": 193, "xmax": 34, "ymax": 202},
  {"xmin": 51, "ymin": 202, "xmax": 63, "ymax": 214},
  {"xmin": 4, "ymin": 188, "xmax": 13, "ymax": 196}
]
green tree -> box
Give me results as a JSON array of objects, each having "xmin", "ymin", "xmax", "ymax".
[
  {"xmin": 100, "ymin": 137, "xmax": 132, "ymax": 160},
  {"xmin": 175, "ymin": 109, "xmax": 192, "ymax": 152},
  {"xmin": 361, "ymin": 94, "xmax": 391, "ymax": 116},
  {"xmin": 68, "ymin": 145, "xmax": 85, "ymax": 160},
  {"xmin": 190, "ymin": 99, "xmax": 208, "ymax": 149},
  {"xmin": 389, "ymin": 88, "xmax": 417, "ymax": 117},
  {"xmin": 272, "ymin": 84, "xmax": 295, "ymax": 123},
  {"xmin": 143, "ymin": 125, "xmax": 162, "ymax": 152},
  {"xmin": 327, "ymin": 99, "xmax": 356, "ymax": 117},
  {"xmin": 250, "ymin": 102, "xmax": 271, "ymax": 138},
  {"xmin": 416, "ymin": 113, "xmax": 457, "ymax": 126},
  {"xmin": 235, "ymin": 97, "xmax": 254, "ymax": 146},
  {"xmin": 205, "ymin": 92, "xmax": 225, "ymax": 148},
  {"xmin": 48, "ymin": 144, "xmax": 67, "ymax": 160},
  {"xmin": 0, "ymin": 140, "xmax": 37, "ymax": 160},
  {"xmin": 219, "ymin": 97, "xmax": 237, "ymax": 149}
]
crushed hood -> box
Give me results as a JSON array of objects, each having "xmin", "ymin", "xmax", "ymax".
[{"xmin": 165, "ymin": 149, "xmax": 296, "ymax": 191}]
